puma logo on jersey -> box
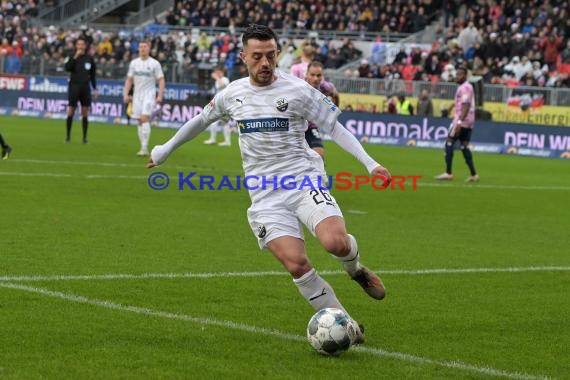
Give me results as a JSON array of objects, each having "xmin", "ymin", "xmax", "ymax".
[{"xmin": 235, "ymin": 97, "xmax": 245, "ymax": 104}]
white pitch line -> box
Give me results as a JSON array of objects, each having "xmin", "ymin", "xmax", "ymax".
[
  {"xmin": 0, "ymin": 172, "xmax": 147, "ymax": 180},
  {"xmin": 0, "ymin": 171, "xmax": 71, "ymax": 177},
  {"xmin": 11, "ymin": 158, "xmax": 213, "ymax": 171},
  {"xmin": 3, "ymin": 162, "xmax": 570, "ymax": 191},
  {"xmin": 1, "ymin": 266, "xmax": 568, "ymax": 283},
  {"xmin": 347, "ymin": 209, "xmax": 368, "ymax": 215},
  {"xmin": 12, "ymin": 159, "xmax": 146, "ymax": 168},
  {"xmin": 85, "ymin": 174, "xmax": 149, "ymax": 179},
  {"xmin": 0, "ymin": 282, "xmax": 551, "ymax": 380},
  {"xmin": 417, "ymin": 182, "xmax": 570, "ymax": 191}
]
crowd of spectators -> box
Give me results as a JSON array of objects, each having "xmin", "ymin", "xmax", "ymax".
[
  {"xmin": 163, "ymin": 0, "xmax": 441, "ymax": 34},
  {"xmin": 348, "ymin": 0, "xmax": 570, "ymax": 89},
  {"xmin": 1, "ymin": 0, "xmax": 570, "ymax": 91}
]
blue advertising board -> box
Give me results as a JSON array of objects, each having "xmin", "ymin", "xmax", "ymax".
[
  {"xmin": 0, "ymin": 76, "xmax": 209, "ymax": 128},
  {"xmin": 338, "ymin": 113, "xmax": 570, "ymax": 159},
  {"xmin": 1, "ymin": 77, "xmax": 569, "ymax": 159}
]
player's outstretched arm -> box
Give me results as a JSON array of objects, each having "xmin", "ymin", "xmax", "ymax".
[
  {"xmin": 328, "ymin": 121, "xmax": 391, "ymax": 182},
  {"xmin": 146, "ymin": 116, "xmax": 210, "ymax": 168}
]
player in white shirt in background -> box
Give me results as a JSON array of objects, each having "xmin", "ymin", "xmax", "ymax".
[
  {"xmin": 203, "ymin": 67, "xmax": 232, "ymax": 146},
  {"xmin": 123, "ymin": 41, "xmax": 165, "ymax": 156},
  {"xmin": 147, "ymin": 25, "xmax": 391, "ymax": 344}
]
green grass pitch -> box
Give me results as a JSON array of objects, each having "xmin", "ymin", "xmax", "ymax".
[{"xmin": 0, "ymin": 115, "xmax": 568, "ymax": 379}]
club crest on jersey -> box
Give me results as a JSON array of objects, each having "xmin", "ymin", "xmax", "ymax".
[
  {"xmin": 84, "ymin": 62, "xmax": 91, "ymax": 70},
  {"xmin": 274, "ymin": 97, "xmax": 288, "ymax": 112},
  {"xmin": 257, "ymin": 224, "xmax": 267, "ymax": 238}
]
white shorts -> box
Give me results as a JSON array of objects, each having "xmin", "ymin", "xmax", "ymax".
[
  {"xmin": 247, "ymin": 186, "xmax": 344, "ymax": 250},
  {"xmin": 132, "ymin": 91, "xmax": 156, "ymax": 119}
]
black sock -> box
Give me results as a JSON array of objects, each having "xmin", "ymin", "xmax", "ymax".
[
  {"xmin": 82, "ymin": 117, "xmax": 88, "ymax": 141},
  {"xmin": 461, "ymin": 145, "xmax": 477, "ymax": 176},
  {"xmin": 66, "ymin": 116, "xmax": 73, "ymax": 140},
  {"xmin": 445, "ymin": 142, "xmax": 454, "ymax": 174},
  {"xmin": 0, "ymin": 133, "xmax": 6, "ymax": 148}
]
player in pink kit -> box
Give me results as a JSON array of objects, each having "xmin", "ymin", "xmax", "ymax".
[
  {"xmin": 290, "ymin": 40, "xmax": 316, "ymax": 80},
  {"xmin": 304, "ymin": 61, "xmax": 339, "ymax": 159},
  {"xmin": 435, "ymin": 67, "xmax": 479, "ymax": 182}
]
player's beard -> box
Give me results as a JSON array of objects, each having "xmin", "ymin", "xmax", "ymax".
[{"xmin": 253, "ymin": 67, "xmax": 274, "ymax": 86}]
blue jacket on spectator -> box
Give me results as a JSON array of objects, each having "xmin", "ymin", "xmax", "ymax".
[{"xmin": 5, "ymin": 52, "xmax": 22, "ymax": 74}]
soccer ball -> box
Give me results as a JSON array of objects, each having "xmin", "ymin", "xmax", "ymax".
[{"xmin": 306, "ymin": 308, "xmax": 354, "ymax": 356}]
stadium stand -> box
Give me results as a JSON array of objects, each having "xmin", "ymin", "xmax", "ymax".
[
  {"xmin": 162, "ymin": 0, "xmax": 440, "ymax": 34},
  {"xmin": 1, "ymin": 0, "xmax": 569, "ymax": 94},
  {"xmin": 349, "ymin": 0, "xmax": 570, "ymax": 89}
]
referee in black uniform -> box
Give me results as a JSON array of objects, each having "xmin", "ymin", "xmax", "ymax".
[{"xmin": 64, "ymin": 37, "xmax": 97, "ymax": 143}]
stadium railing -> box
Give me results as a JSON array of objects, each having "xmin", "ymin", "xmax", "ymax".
[
  {"xmin": 3, "ymin": 56, "xmax": 569, "ymax": 107},
  {"xmin": 326, "ymin": 74, "xmax": 570, "ymax": 107}
]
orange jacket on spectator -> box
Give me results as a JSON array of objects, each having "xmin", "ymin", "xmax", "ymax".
[
  {"xmin": 540, "ymin": 35, "xmax": 563, "ymax": 63},
  {"xmin": 10, "ymin": 43, "xmax": 23, "ymax": 58},
  {"xmin": 0, "ymin": 40, "xmax": 10, "ymax": 56}
]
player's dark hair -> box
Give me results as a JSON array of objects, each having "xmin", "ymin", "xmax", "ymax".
[
  {"xmin": 242, "ymin": 24, "xmax": 278, "ymax": 46},
  {"xmin": 76, "ymin": 37, "xmax": 87, "ymax": 44},
  {"xmin": 456, "ymin": 66, "xmax": 468, "ymax": 74},
  {"xmin": 307, "ymin": 61, "xmax": 324, "ymax": 70}
]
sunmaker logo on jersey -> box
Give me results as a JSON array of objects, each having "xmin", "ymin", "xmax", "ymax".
[{"xmin": 237, "ymin": 118, "xmax": 289, "ymax": 133}]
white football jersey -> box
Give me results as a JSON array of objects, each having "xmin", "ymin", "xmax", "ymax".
[
  {"xmin": 200, "ymin": 70, "xmax": 340, "ymax": 180},
  {"xmin": 215, "ymin": 76, "xmax": 230, "ymax": 93},
  {"xmin": 127, "ymin": 57, "xmax": 164, "ymax": 96}
]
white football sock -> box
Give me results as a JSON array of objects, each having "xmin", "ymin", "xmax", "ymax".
[
  {"xmin": 137, "ymin": 124, "xmax": 144, "ymax": 148},
  {"xmin": 222, "ymin": 123, "xmax": 231, "ymax": 144},
  {"xmin": 293, "ymin": 268, "xmax": 346, "ymax": 313},
  {"xmin": 141, "ymin": 122, "xmax": 151, "ymax": 150},
  {"xmin": 209, "ymin": 122, "xmax": 218, "ymax": 141},
  {"xmin": 335, "ymin": 234, "xmax": 363, "ymax": 277}
]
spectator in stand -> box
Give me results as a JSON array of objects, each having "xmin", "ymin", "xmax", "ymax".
[
  {"xmin": 358, "ymin": 59, "xmax": 371, "ymax": 78},
  {"xmin": 425, "ymin": 53, "xmax": 441, "ymax": 76},
  {"xmin": 417, "ymin": 89, "xmax": 433, "ymax": 116},
  {"xmin": 561, "ymin": 41, "xmax": 570, "ymax": 64},
  {"xmin": 413, "ymin": 64, "xmax": 428, "ymax": 81},
  {"xmin": 0, "ymin": 38, "xmax": 10, "ymax": 55},
  {"xmin": 97, "ymin": 35, "xmax": 113, "ymax": 58},
  {"xmin": 278, "ymin": 45, "xmax": 296, "ymax": 72},
  {"xmin": 5, "ymin": 42, "xmax": 22, "ymax": 73},
  {"xmin": 540, "ymin": 32, "xmax": 564, "ymax": 70},
  {"xmin": 483, "ymin": 32, "xmax": 502, "ymax": 60},
  {"xmin": 370, "ymin": 36, "xmax": 386, "ymax": 65},
  {"xmin": 457, "ymin": 22, "xmax": 482, "ymax": 57},
  {"xmin": 339, "ymin": 38, "xmax": 362, "ymax": 64},
  {"xmin": 410, "ymin": 6, "xmax": 427, "ymax": 33},
  {"xmin": 396, "ymin": 94, "xmax": 414, "ymax": 115},
  {"xmin": 392, "ymin": 46, "xmax": 408, "ymax": 65},
  {"xmin": 441, "ymin": 63, "xmax": 456, "ymax": 82},
  {"xmin": 510, "ymin": 33, "xmax": 527, "ymax": 58},
  {"xmin": 518, "ymin": 56, "xmax": 533, "ymax": 78}
]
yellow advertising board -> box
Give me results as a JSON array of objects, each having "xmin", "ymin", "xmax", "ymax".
[{"xmin": 339, "ymin": 93, "xmax": 570, "ymax": 127}]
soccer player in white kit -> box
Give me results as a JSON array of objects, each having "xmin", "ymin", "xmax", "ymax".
[
  {"xmin": 203, "ymin": 67, "xmax": 233, "ymax": 146},
  {"xmin": 123, "ymin": 41, "xmax": 165, "ymax": 156},
  {"xmin": 148, "ymin": 25, "xmax": 391, "ymax": 344}
]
